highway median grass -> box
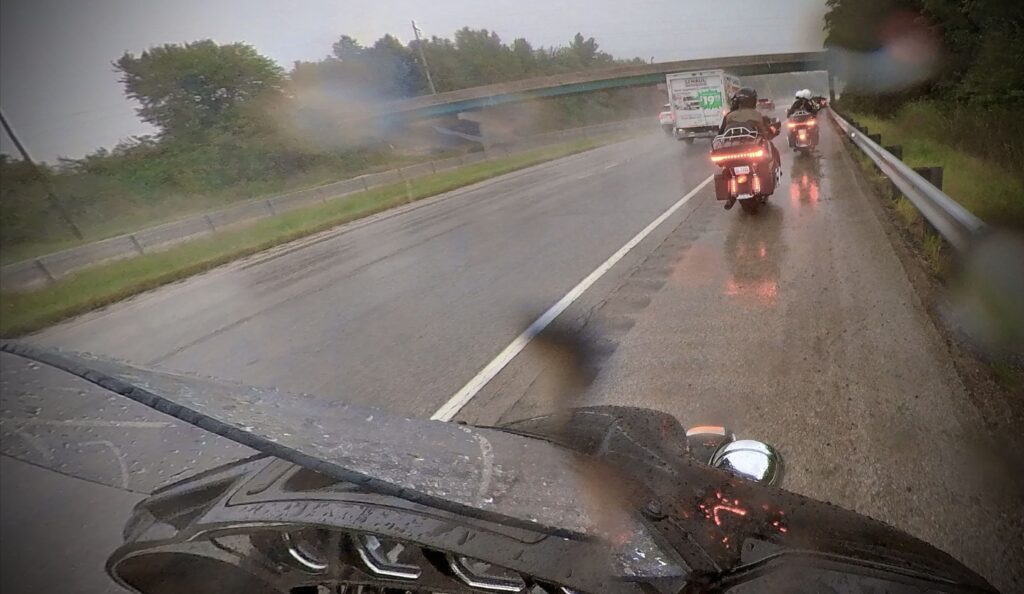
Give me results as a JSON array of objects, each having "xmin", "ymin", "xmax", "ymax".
[{"xmin": 0, "ymin": 134, "xmax": 630, "ymax": 337}]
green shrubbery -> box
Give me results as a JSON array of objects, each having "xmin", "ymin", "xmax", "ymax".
[
  {"xmin": 827, "ymin": 0, "xmax": 1024, "ymax": 226},
  {"xmin": 1, "ymin": 29, "xmax": 649, "ymax": 263}
]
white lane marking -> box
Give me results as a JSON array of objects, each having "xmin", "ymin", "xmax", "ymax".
[
  {"xmin": 0, "ymin": 418, "xmax": 172, "ymax": 428},
  {"xmin": 430, "ymin": 174, "xmax": 714, "ymax": 421}
]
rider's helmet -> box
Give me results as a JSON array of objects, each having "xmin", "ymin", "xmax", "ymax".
[
  {"xmin": 732, "ymin": 87, "xmax": 758, "ymax": 110},
  {"xmin": 796, "ymin": 89, "xmax": 812, "ymax": 99}
]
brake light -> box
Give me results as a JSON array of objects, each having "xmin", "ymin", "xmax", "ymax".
[
  {"xmin": 806, "ymin": 119, "xmax": 816, "ymax": 127},
  {"xmin": 736, "ymin": 175, "xmax": 748, "ymax": 184},
  {"xmin": 711, "ymin": 148, "xmax": 766, "ymax": 163},
  {"xmin": 752, "ymin": 174, "xmax": 761, "ymax": 193},
  {"xmin": 798, "ymin": 130, "xmax": 807, "ymax": 139},
  {"xmin": 787, "ymin": 122, "xmax": 797, "ymax": 128},
  {"xmin": 729, "ymin": 178, "xmax": 737, "ymax": 195}
]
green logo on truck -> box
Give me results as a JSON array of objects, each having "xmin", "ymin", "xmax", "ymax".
[{"xmin": 697, "ymin": 89, "xmax": 722, "ymax": 110}]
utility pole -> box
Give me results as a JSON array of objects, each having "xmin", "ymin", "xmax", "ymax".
[
  {"xmin": 411, "ymin": 20, "xmax": 437, "ymax": 95},
  {"xmin": 0, "ymin": 109, "xmax": 83, "ymax": 239}
]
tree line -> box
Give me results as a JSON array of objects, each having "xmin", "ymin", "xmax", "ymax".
[
  {"xmin": 1, "ymin": 30, "xmax": 646, "ymax": 251},
  {"xmin": 824, "ymin": 0, "xmax": 1023, "ymax": 178}
]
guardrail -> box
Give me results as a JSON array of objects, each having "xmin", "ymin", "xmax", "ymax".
[
  {"xmin": 2, "ymin": 118, "xmax": 650, "ymax": 292},
  {"xmin": 829, "ymin": 111, "xmax": 986, "ymax": 251}
]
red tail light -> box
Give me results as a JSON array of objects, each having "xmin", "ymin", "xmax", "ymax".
[
  {"xmin": 729, "ymin": 178, "xmax": 737, "ymax": 195},
  {"xmin": 752, "ymin": 174, "xmax": 762, "ymax": 193},
  {"xmin": 711, "ymin": 148, "xmax": 766, "ymax": 163},
  {"xmin": 736, "ymin": 175, "xmax": 749, "ymax": 184},
  {"xmin": 798, "ymin": 130, "xmax": 807, "ymax": 139}
]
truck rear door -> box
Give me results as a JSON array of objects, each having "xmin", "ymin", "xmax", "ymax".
[{"xmin": 668, "ymin": 72, "xmax": 725, "ymax": 130}]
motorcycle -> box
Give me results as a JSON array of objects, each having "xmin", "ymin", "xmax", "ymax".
[
  {"xmin": 711, "ymin": 119, "xmax": 781, "ymax": 214},
  {"xmin": 787, "ymin": 110, "xmax": 819, "ymax": 153},
  {"xmin": 0, "ymin": 341, "xmax": 1000, "ymax": 594}
]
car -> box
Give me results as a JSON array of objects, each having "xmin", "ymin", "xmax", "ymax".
[
  {"xmin": 658, "ymin": 103, "xmax": 674, "ymax": 134},
  {"xmin": 757, "ymin": 98, "xmax": 776, "ymax": 112}
]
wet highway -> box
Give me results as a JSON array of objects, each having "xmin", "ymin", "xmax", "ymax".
[{"xmin": 3, "ymin": 116, "xmax": 1022, "ymax": 592}]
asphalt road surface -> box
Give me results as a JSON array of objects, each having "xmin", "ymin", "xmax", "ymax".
[{"xmin": 3, "ymin": 117, "xmax": 1021, "ymax": 592}]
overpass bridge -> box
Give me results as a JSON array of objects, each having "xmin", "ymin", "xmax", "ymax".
[{"xmin": 375, "ymin": 51, "xmax": 829, "ymax": 122}]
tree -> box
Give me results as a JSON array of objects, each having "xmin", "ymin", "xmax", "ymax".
[
  {"xmin": 824, "ymin": 0, "xmax": 1024, "ymax": 106},
  {"xmin": 567, "ymin": 33, "xmax": 607, "ymax": 68},
  {"xmin": 365, "ymin": 34, "xmax": 425, "ymax": 98},
  {"xmin": 332, "ymin": 35, "xmax": 364, "ymax": 61},
  {"xmin": 511, "ymin": 38, "xmax": 536, "ymax": 76},
  {"xmin": 114, "ymin": 40, "xmax": 285, "ymax": 140}
]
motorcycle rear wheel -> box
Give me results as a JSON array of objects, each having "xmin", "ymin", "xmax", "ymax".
[{"xmin": 740, "ymin": 199, "xmax": 760, "ymax": 214}]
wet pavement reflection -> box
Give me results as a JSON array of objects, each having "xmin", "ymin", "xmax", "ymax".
[
  {"xmin": 722, "ymin": 204, "xmax": 785, "ymax": 308},
  {"xmin": 789, "ymin": 153, "xmax": 823, "ymax": 208}
]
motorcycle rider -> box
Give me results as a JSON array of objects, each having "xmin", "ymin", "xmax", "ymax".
[
  {"xmin": 787, "ymin": 89, "xmax": 819, "ymax": 117},
  {"xmin": 718, "ymin": 87, "xmax": 781, "ymax": 209}
]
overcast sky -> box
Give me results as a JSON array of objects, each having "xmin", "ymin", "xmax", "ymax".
[{"xmin": 0, "ymin": 0, "xmax": 827, "ymax": 162}]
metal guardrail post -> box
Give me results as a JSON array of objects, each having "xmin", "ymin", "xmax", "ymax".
[
  {"xmin": 913, "ymin": 167, "xmax": 943, "ymax": 190},
  {"xmin": 830, "ymin": 111, "xmax": 984, "ymax": 252},
  {"xmin": 867, "ymin": 133, "xmax": 881, "ymax": 144},
  {"xmin": 884, "ymin": 145, "xmax": 903, "ymax": 160},
  {"xmin": 129, "ymin": 234, "xmax": 145, "ymax": 255},
  {"xmin": 34, "ymin": 259, "xmax": 55, "ymax": 283}
]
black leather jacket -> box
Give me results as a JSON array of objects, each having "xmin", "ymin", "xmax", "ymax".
[{"xmin": 787, "ymin": 98, "xmax": 819, "ymax": 117}]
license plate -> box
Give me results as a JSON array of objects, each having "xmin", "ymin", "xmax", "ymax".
[{"xmin": 732, "ymin": 166, "xmax": 750, "ymax": 175}]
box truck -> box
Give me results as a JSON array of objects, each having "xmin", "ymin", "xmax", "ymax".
[{"xmin": 666, "ymin": 70, "xmax": 741, "ymax": 143}]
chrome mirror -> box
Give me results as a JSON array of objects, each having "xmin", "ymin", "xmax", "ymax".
[{"xmin": 710, "ymin": 439, "xmax": 783, "ymax": 486}]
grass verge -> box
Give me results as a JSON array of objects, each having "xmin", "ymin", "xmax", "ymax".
[
  {"xmin": 840, "ymin": 117, "xmax": 1022, "ymax": 389},
  {"xmin": 0, "ymin": 134, "xmax": 629, "ymax": 337},
  {"xmin": 1, "ymin": 152, "xmax": 449, "ymax": 266},
  {"xmin": 847, "ymin": 144, "xmax": 951, "ymax": 277},
  {"xmin": 849, "ymin": 110, "xmax": 1024, "ymax": 230}
]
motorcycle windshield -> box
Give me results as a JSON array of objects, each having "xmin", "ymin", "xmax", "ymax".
[{"xmin": 0, "ymin": 342, "xmax": 682, "ymax": 578}]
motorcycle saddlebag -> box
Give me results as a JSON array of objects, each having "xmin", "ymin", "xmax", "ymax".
[{"xmin": 714, "ymin": 172, "xmax": 730, "ymax": 201}]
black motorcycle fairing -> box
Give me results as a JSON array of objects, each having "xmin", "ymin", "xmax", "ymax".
[
  {"xmin": 0, "ymin": 342, "xmax": 642, "ymax": 540},
  {"xmin": 1, "ymin": 343, "xmax": 999, "ymax": 593},
  {"xmin": 498, "ymin": 407, "xmax": 998, "ymax": 593},
  {"xmin": 110, "ymin": 455, "xmax": 683, "ymax": 594}
]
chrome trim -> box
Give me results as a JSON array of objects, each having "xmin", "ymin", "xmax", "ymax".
[
  {"xmin": 447, "ymin": 555, "xmax": 525, "ymax": 592},
  {"xmin": 282, "ymin": 531, "xmax": 328, "ymax": 572},
  {"xmin": 354, "ymin": 535, "xmax": 422, "ymax": 580},
  {"xmin": 710, "ymin": 439, "xmax": 784, "ymax": 486}
]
